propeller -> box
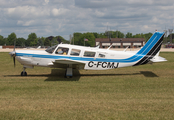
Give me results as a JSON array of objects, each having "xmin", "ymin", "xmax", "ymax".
[{"xmin": 9, "ymin": 38, "xmax": 16, "ymax": 67}]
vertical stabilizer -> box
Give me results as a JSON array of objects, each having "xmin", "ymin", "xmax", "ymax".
[{"xmin": 134, "ymin": 32, "xmax": 165, "ymax": 66}]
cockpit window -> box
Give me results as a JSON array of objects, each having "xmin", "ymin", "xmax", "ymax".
[
  {"xmin": 55, "ymin": 47, "xmax": 69, "ymax": 55},
  {"xmin": 98, "ymin": 53, "xmax": 105, "ymax": 58},
  {"xmin": 45, "ymin": 45, "xmax": 58, "ymax": 54},
  {"xmin": 70, "ymin": 49, "xmax": 81, "ymax": 56}
]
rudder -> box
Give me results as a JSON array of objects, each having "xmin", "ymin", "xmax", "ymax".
[{"xmin": 134, "ymin": 32, "xmax": 165, "ymax": 66}]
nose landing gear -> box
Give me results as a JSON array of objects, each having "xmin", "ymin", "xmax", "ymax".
[{"xmin": 21, "ymin": 67, "xmax": 27, "ymax": 76}]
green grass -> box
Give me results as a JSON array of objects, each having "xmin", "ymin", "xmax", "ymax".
[{"xmin": 0, "ymin": 52, "xmax": 174, "ymax": 120}]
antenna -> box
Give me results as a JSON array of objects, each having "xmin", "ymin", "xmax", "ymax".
[
  {"xmin": 105, "ymin": 26, "xmax": 112, "ymax": 40},
  {"xmin": 168, "ymin": 29, "xmax": 173, "ymax": 43},
  {"xmin": 105, "ymin": 26, "xmax": 109, "ymax": 38},
  {"xmin": 164, "ymin": 30, "xmax": 167, "ymax": 43},
  {"xmin": 164, "ymin": 25, "xmax": 168, "ymax": 43}
]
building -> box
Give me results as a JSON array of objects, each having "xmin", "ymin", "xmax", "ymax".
[{"xmin": 95, "ymin": 38, "xmax": 145, "ymax": 48}]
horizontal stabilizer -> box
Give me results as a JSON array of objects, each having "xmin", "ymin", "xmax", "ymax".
[{"xmin": 150, "ymin": 56, "xmax": 167, "ymax": 63}]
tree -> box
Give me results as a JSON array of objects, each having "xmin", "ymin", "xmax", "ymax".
[
  {"xmin": 51, "ymin": 37, "xmax": 58, "ymax": 46},
  {"xmin": 114, "ymin": 31, "xmax": 125, "ymax": 38},
  {"xmin": 74, "ymin": 33, "xmax": 83, "ymax": 45},
  {"xmin": 0, "ymin": 35, "xmax": 5, "ymax": 45},
  {"xmin": 26, "ymin": 33, "xmax": 37, "ymax": 46},
  {"xmin": 126, "ymin": 32, "xmax": 133, "ymax": 38},
  {"xmin": 99, "ymin": 33, "xmax": 107, "ymax": 38},
  {"xmin": 133, "ymin": 33, "xmax": 145, "ymax": 38},
  {"xmin": 7, "ymin": 32, "xmax": 17, "ymax": 45},
  {"xmin": 55, "ymin": 36, "xmax": 69, "ymax": 44},
  {"xmin": 37, "ymin": 37, "xmax": 45, "ymax": 46},
  {"xmin": 82, "ymin": 33, "xmax": 95, "ymax": 47},
  {"xmin": 73, "ymin": 32, "xmax": 95, "ymax": 46},
  {"xmin": 16, "ymin": 38, "xmax": 26, "ymax": 47},
  {"xmin": 44, "ymin": 38, "xmax": 51, "ymax": 46},
  {"xmin": 92, "ymin": 32, "xmax": 100, "ymax": 38},
  {"xmin": 105, "ymin": 31, "xmax": 112, "ymax": 38},
  {"xmin": 144, "ymin": 32, "xmax": 153, "ymax": 42}
]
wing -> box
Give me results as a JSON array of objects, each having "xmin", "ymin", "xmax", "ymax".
[
  {"xmin": 54, "ymin": 59, "xmax": 85, "ymax": 64},
  {"xmin": 51, "ymin": 59, "xmax": 85, "ymax": 69}
]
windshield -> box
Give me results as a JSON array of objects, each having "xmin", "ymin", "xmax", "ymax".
[{"xmin": 45, "ymin": 45, "xmax": 58, "ymax": 54}]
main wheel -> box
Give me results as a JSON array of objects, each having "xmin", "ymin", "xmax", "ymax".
[{"xmin": 21, "ymin": 71, "xmax": 27, "ymax": 76}]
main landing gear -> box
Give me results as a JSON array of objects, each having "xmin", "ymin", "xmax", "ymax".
[
  {"xmin": 20, "ymin": 66, "xmax": 73, "ymax": 78},
  {"xmin": 65, "ymin": 67, "xmax": 73, "ymax": 78},
  {"xmin": 21, "ymin": 67, "xmax": 27, "ymax": 76}
]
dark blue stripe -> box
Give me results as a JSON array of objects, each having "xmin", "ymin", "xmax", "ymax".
[{"xmin": 16, "ymin": 52, "xmax": 143, "ymax": 63}]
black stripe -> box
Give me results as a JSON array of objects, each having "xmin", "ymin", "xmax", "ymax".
[
  {"xmin": 133, "ymin": 34, "xmax": 164, "ymax": 66},
  {"xmin": 147, "ymin": 36, "xmax": 163, "ymax": 56},
  {"xmin": 139, "ymin": 38, "xmax": 163, "ymax": 65}
]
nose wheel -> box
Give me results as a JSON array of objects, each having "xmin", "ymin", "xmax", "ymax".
[{"xmin": 21, "ymin": 67, "xmax": 27, "ymax": 76}]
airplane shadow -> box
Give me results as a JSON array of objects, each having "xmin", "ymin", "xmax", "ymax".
[
  {"xmin": 4, "ymin": 69, "xmax": 158, "ymax": 81},
  {"xmin": 45, "ymin": 69, "xmax": 81, "ymax": 81},
  {"xmin": 78, "ymin": 71, "xmax": 158, "ymax": 77},
  {"xmin": 41, "ymin": 69, "xmax": 159, "ymax": 81},
  {"xmin": 140, "ymin": 71, "xmax": 158, "ymax": 77}
]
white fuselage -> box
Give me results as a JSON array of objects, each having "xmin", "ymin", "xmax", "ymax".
[
  {"xmin": 10, "ymin": 32, "xmax": 167, "ymax": 77},
  {"xmin": 15, "ymin": 44, "xmax": 138, "ymax": 70}
]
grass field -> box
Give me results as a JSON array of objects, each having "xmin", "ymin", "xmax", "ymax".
[{"xmin": 0, "ymin": 52, "xmax": 174, "ymax": 120}]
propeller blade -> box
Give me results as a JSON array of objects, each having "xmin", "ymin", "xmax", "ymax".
[
  {"xmin": 9, "ymin": 51, "xmax": 16, "ymax": 67},
  {"xmin": 13, "ymin": 56, "xmax": 15, "ymax": 67}
]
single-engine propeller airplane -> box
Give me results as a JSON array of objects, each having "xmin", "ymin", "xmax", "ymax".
[{"xmin": 9, "ymin": 31, "xmax": 167, "ymax": 77}]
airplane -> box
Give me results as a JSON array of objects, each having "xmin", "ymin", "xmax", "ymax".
[{"xmin": 9, "ymin": 31, "xmax": 167, "ymax": 78}]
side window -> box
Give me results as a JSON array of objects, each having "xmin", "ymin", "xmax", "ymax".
[
  {"xmin": 84, "ymin": 51, "xmax": 96, "ymax": 57},
  {"xmin": 55, "ymin": 47, "xmax": 69, "ymax": 55},
  {"xmin": 70, "ymin": 49, "xmax": 81, "ymax": 56},
  {"xmin": 98, "ymin": 53, "xmax": 105, "ymax": 58}
]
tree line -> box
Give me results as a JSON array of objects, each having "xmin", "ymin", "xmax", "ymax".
[
  {"xmin": 0, "ymin": 31, "xmax": 173, "ymax": 47},
  {"xmin": 0, "ymin": 32, "xmax": 69, "ymax": 47},
  {"xmin": 72, "ymin": 31, "xmax": 153, "ymax": 47}
]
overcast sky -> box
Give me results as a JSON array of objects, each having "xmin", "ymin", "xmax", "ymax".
[{"xmin": 0, "ymin": 0, "xmax": 174, "ymax": 40}]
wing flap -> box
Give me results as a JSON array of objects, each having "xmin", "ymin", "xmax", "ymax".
[
  {"xmin": 53, "ymin": 59, "xmax": 85, "ymax": 65},
  {"xmin": 52, "ymin": 59, "xmax": 85, "ymax": 69}
]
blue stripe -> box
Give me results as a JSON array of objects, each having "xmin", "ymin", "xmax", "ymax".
[
  {"xmin": 137, "ymin": 33, "xmax": 163, "ymax": 55},
  {"xmin": 16, "ymin": 52, "xmax": 142, "ymax": 63},
  {"xmin": 16, "ymin": 32, "xmax": 164, "ymax": 63}
]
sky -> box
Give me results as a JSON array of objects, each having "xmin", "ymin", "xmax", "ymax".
[{"xmin": 0, "ymin": 0, "xmax": 174, "ymax": 40}]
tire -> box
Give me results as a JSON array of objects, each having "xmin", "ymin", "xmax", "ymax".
[{"xmin": 21, "ymin": 71, "xmax": 27, "ymax": 76}]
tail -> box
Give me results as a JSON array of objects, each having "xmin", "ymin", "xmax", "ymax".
[{"xmin": 134, "ymin": 31, "xmax": 166, "ymax": 66}]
